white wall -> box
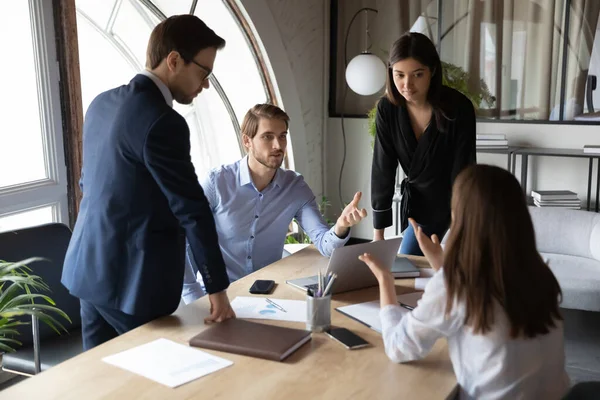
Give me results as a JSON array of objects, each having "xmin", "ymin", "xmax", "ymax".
[
  {"xmin": 241, "ymin": 0, "xmax": 327, "ymax": 197},
  {"xmin": 266, "ymin": 0, "xmax": 327, "ymax": 197},
  {"xmin": 326, "ymin": 119, "xmax": 600, "ymax": 240},
  {"xmin": 325, "ymin": 117, "xmax": 398, "ymax": 240}
]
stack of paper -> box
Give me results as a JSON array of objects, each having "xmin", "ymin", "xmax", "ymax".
[
  {"xmin": 476, "ymin": 134, "xmax": 508, "ymax": 149},
  {"xmin": 531, "ymin": 190, "xmax": 581, "ymax": 209}
]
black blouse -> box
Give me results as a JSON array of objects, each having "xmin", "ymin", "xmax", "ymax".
[{"xmin": 371, "ymin": 86, "xmax": 476, "ymax": 232}]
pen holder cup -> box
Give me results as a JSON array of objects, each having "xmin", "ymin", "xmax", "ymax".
[{"xmin": 306, "ymin": 294, "xmax": 331, "ymax": 332}]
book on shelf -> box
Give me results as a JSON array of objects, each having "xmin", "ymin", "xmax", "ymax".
[
  {"xmin": 583, "ymin": 145, "xmax": 600, "ymax": 154},
  {"xmin": 476, "ymin": 145, "xmax": 509, "ymax": 150},
  {"xmin": 533, "ymin": 201, "xmax": 581, "ymax": 209},
  {"xmin": 476, "ymin": 139, "xmax": 508, "ymax": 146},
  {"xmin": 476, "ymin": 134, "xmax": 506, "ymax": 140},
  {"xmin": 531, "ymin": 190, "xmax": 578, "ymax": 201},
  {"xmin": 533, "ymin": 199, "xmax": 581, "ymax": 206}
]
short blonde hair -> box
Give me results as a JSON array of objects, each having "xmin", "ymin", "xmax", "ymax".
[{"xmin": 241, "ymin": 104, "xmax": 290, "ymax": 139}]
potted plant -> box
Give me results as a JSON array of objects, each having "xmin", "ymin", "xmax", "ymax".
[
  {"xmin": 285, "ymin": 196, "xmax": 333, "ymax": 244},
  {"xmin": 367, "ymin": 61, "xmax": 496, "ymax": 146},
  {"xmin": 0, "ymin": 257, "xmax": 70, "ymax": 352}
]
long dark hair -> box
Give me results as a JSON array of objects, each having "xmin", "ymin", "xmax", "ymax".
[
  {"xmin": 444, "ymin": 165, "xmax": 562, "ymax": 338},
  {"xmin": 385, "ymin": 32, "xmax": 449, "ymax": 131}
]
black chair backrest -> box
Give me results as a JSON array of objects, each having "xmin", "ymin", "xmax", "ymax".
[
  {"xmin": 586, "ymin": 74, "xmax": 597, "ymax": 113},
  {"xmin": 563, "ymin": 381, "xmax": 600, "ymax": 400},
  {"xmin": 0, "ymin": 223, "xmax": 80, "ymax": 346}
]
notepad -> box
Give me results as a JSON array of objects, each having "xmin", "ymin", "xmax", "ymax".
[
  {"xmin": 336, "ymin": 299, "xmax": 385, "ymax": 333},
  {"xmin": 102, "ymin": 338, "xmax": 233, "ymax": 388},
  {"xmin": 336, "ymin": 294, "xmax": 417, "ymax": 333},
  {"xmin": 189, "ymin": 318, "xmax": 311, "ymax": 361}
]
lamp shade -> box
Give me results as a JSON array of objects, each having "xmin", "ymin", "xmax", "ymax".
[{"xmin": 345, "ymin": 52, "xmax": 386, "ymax": 96}]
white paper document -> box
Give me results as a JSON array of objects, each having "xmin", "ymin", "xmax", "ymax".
[
  {"xmin": 336, "ymin": 296, "xmax": 411, "ymax": 334},
  {"xmin": 231, "ymin": 296, "xmax": 307, "ymax": 322},
  {"xmin": 102, "ymin": 338, "xmax": 233, "ymax": 388},
  {"xmin": 337, "ymin": 299, "xmax": 384, "ymax": 333}
]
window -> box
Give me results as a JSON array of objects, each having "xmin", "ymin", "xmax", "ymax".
[
  {"xmin": 0, "ymin": 1, "xmax": 68, "ymax": 231},
  {"xmin": 75, "ymin": 0, "xmax": 276, "ymax": 181},
  {"xmin": 0, "ymin": 206, "xmax": 55, "ymax": 234},
  {"xmin": 0, "ymin": 2, "xmax": 46, "ymax": 188},
  {"xmin": 330, "ymin": 0, "xmax": 600, "ymax": 123},
  {"xmin": 195, "ymin": 1, "xmax": 270, "ymax": 122}
]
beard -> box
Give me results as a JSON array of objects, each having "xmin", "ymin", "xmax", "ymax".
[
  {"xmin": 173, "ymin": 87, "xmax": 201, "ymax": 105},
  {"xmin": 176, "ymin": 97, "xmax": 193, "ymax": 105},
  {"xmin": 252, "ymin": 150, "xmax": 284, "ymax": 169},
  {"xmin": 174, "ymin": 93, "xmax": 194, "ymax": 105}
]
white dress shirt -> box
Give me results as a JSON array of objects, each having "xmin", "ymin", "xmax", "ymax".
[
  {"xmin": 181, "ymin": 157, "xmax": 349, "ymax": 303},
  {"xmin": 139, "ymin": 70, "xmax": 173, "ymax": 107},
  {"xmin": 380, "ymin": 269, "xmax": 570, "ymax": 400}
]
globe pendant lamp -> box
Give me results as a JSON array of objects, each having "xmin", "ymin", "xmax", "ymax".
[
  {"xmin": 338, "ymin": 7, "xmax": 386, "ymax": 208},
  {"xmin": 344, "ymin": 8, "xmax": 386, "ymax": 96},
  {"xmin": 345, "ymin": 51, "xmax": 386, "ymax": 96}
]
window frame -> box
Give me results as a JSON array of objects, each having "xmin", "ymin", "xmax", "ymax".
[
  {"xmin": 59, "ymin": 0, "xmax": 290, "ymax": 225},
  {"xmin": 0, "ymin": 0, "xmax": 68, "ymax": 226}
]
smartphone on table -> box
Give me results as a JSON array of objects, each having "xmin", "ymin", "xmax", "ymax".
[
  {"xmin": 249, "ymin": 279, "xmax": 275, "ymax": 294},
  {"xmin": 325, "ymin": 327, "xmax": 370, "ymax": 349}
]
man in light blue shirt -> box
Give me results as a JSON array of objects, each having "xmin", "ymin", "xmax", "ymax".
[{"xmin": 182, "ymin": 104, "xmax": 367, "ymax": 303}]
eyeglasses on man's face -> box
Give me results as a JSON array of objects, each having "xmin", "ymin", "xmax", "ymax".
[{"xmin": 189, "ymin": 59, "xmax": 213, "ymax": 82}]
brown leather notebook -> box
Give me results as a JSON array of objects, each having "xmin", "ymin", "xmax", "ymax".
[{"xmin": 189, "ymin": 319, "xmax": 312, "ymax": 362}]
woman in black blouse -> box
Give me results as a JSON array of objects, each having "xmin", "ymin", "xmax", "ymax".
[{"xmin": 372, "ymin": 32, "xmax": 476, "ymax": 255}]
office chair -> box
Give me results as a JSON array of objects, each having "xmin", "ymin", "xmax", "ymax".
[
  {"xmin": 0, "ymin": 223, "xmax": 82, "ymax": 376},
  {"xmin": 586, "ymin": 75, "xmax": 596, "ymax": 113},
  {"xmin": 562, "ymin": 381, "xmax": 600, "ymax": 400}
]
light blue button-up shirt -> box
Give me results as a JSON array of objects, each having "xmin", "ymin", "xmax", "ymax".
[{"xmin": 182, "ymin": 156, "xmax": 349, "ymax": 302}]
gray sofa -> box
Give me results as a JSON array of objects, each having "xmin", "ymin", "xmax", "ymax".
[{"xmin": 529, "ymin": 206, "xmax": 600, "ymax": 312}]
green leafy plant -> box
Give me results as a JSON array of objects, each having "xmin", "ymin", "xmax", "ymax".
[
  {"xmin": 367, "ymin": 61, "xmax": 496, "ymax": 147},
  {"xmin": 441, "ymin": 61, "xmax": 496, "ymax": 110},
  {"xmin": 0, "ymin": 257, "xmax": 70, "ymax": 353},
  {"xmin": 367, "ymin": 105, "xmax": 378, "ymax": 149},
  {"xmin": 285, "ymin": 196, "xmax": 334, "ymax": 244}
]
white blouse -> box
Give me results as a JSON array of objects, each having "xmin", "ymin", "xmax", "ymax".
[{"xmin": 380, "ymin": 269, "xmax": 570, "ymax": 400}]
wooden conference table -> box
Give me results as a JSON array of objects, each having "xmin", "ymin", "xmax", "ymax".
[{"xmin": 1, "ymin": 246, "xmax": 457, "ymax": 399}]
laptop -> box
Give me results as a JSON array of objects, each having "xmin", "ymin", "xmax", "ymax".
[
  {"xmin": 286, "ymin": 238, "xmax": 402, "ymax": 295},
  {"xmin": 391, "ymin": 257, "xmax": 420, "ymax": 278}
]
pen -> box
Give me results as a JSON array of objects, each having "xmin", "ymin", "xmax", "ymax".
[
  {"xmin": 323, "ymin": 273, "xmax": 337, "ymax": 296},
  {"xmin": 317, "ymin": 270, "xmax": 322, "ymax": 297},
  {"xmin": 325, "ymin": 271, "xmax": 332, "ymax": 288},
  {"xmin": 265, "ymin": 298, "xmax": 287, "ymax": 313}
]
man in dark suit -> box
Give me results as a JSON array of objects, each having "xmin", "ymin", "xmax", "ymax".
[{"xmin": 62, "ymin": 15, "xmax": 234, "ymax": 350}]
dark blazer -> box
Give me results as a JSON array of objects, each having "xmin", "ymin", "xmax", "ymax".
[
  {"xmin": 371, "ymin": 86, "xmax": 476, "ymax": 233},
  {"xmin": 62, "ymin": 74, "xmax": 229, "ymax": 316}
]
